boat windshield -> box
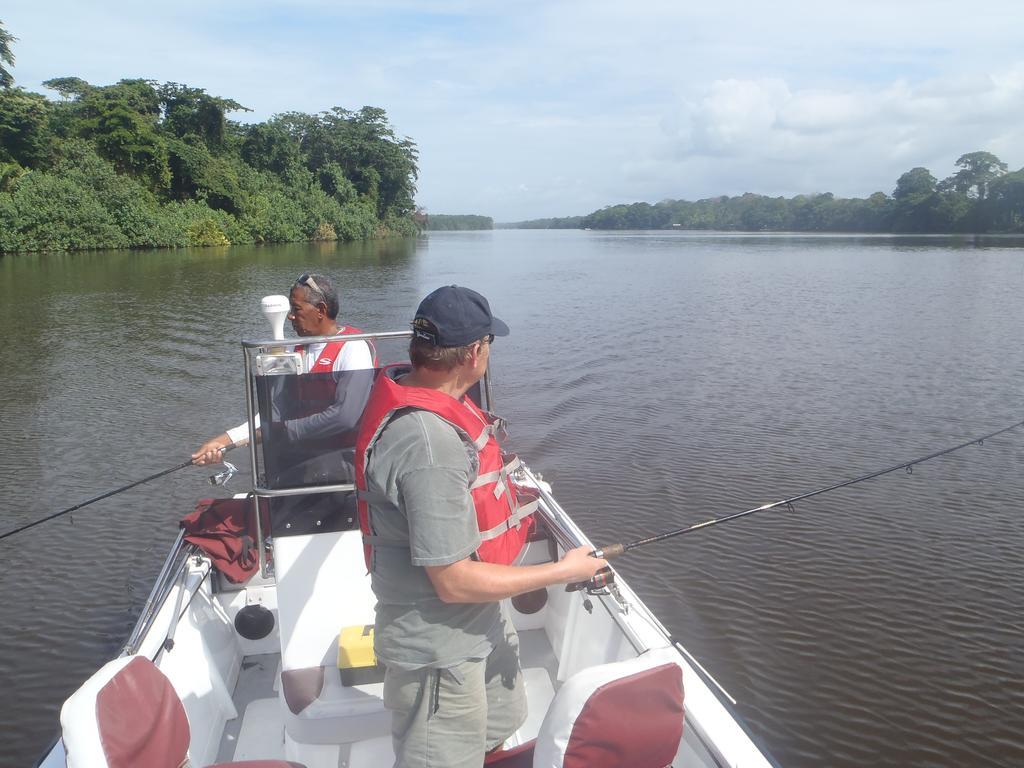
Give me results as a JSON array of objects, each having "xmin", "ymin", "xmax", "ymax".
[{"xmin": 242, "ymin": 332, "xmax": 489, "ymax": 542}]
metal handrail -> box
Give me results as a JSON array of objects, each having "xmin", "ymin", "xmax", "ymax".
[
  {"xmin": 241, "ymin": 329, "xmax": 413, "ymax": 349},
  {"xmin": 520, "ymin": 462, "xmax": 776, "ymax": 765},
  {"xmin": 518, "ymin": 466, "xmax": 586, "ymax": 551},
  {"xmin": 242, "ymin": 342, "xmax": 264, "ymax": 574},
  {"xmin": 520, "ymin": 465, "xmax": 660, "ymax": 656},
  {"xmin": 123, "ymin": 529, "xmax": 188, "ymax": 654},
  {"xmin": 252, "ymin": 483, "xmax": 355, "ymax": 497}
]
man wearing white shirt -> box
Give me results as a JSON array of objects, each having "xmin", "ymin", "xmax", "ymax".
[{"xmin": 192, "ymin": 271, "xmax": 375, "ymax": 465}]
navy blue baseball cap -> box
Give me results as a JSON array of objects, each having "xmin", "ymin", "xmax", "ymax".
[{"xmin": 412, "ymin": 285, "xmax": 510, "ymax": 347}]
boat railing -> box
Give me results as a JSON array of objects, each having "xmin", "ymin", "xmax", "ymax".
[
  {"xmin": 521, "ymin": 464, "xmax": 783, "ymax": 767},
  {"xmin": 122, "ymin": 528, "xmax": 194, "ymax": 655},
  {"xmin": 519, "ymin": 465, "xmax": 660, "ymax": 653}
]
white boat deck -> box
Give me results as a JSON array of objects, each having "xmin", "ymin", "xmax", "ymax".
[
  {"xmin": 40, "ymin": 536, "xmax": 772, "ymax": 768},
  {"xmin": 215, "ymin": 628, "xmax": 560, "ymax": 767},
  {"xmin": 216, "ymin": 653, "xmax": 281, "ymax": 763},
  {"xmin": 42, "ymin": 501, "xmax": 777, "ymax": 768}
]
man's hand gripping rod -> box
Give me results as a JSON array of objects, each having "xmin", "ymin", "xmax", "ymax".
[
  {"xmin": 515, "ymin": 465, "xmax": 626, "ymax": 594},
  {"xmin": 565, "ymin": 543, "xmax": 625, "ymax": 592}
]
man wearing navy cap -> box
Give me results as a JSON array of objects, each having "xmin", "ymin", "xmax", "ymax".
[{"xmin": 354, "ymin": 286, "xmax": 607, "ymax": 768}]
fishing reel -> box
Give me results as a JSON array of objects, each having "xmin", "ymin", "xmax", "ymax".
[
  {"xmin": 208, "ymin": 460, "xmax": 239, "ymax": 488},
  {"xmin": 566, "ymin": 566, "xmax": 616, "ymax": 594},
  {"xmin": 565, "ymin": 542, "xmax": 624, "ymax": 594}
]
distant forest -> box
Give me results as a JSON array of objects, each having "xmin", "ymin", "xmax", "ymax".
[
  {"xmin": 503, "ymin": 152, "xmax": 1024, "ymax": 234},
  {"xmin": 424, "ymin": 214, "xmax": 493, "ymax": 231},
  {"xmin": 0, "ymin": 21, "xmax": 419, "ymax": 253}
]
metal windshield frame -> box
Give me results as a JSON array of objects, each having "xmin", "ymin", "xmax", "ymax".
[{"xmin": 240, "ymin": 330, "xmax": 494, "ymax": 576}]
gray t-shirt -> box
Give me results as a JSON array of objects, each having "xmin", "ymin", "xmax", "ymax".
[{"xmin": 364, "ymin": 408, "xmax": 502, "ymax": 670}]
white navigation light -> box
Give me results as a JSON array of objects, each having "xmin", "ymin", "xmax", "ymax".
[
  {"xmin": 262, "ymin": 294, "xmax": 291, "ymax": 341},
  {"xmin": 255, "ymin": 294, "xmax": 303, "ymax": 375}
]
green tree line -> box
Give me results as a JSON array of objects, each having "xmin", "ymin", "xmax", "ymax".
[
  {"xmin": 510, "ymin": 152, "xmax": 1024, "ymax": 234},
  {"xmin": 424, "ymin": 214, "xmax": 493, "ymax": 231},
  {"xmin": 499, "ymin": 216, "xmax": 583, "ymax": 229},
  {"xmin": 0, "ymin": 21, "xmax": 419, "ymax": 252}
]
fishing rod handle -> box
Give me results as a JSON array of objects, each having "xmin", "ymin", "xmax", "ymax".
[
  {"xmin": 565, "ymin": 566, "xmax": 615, "ymax": 593},
  {"xmin": 189, "ymin": 440, "xmax": 237, "ymax": 467},
  {"xmin": 564, "ymin": 543, "xmax": 623, "ymax": 592},
  {"xmin": 592, "ymin": 543, "xmax": 625, "ymax": 560},
  {"xmin": 205, "ymin": 441, "xmax": 240, "ymax": 461}
]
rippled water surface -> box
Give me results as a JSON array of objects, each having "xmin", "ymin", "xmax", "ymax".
[{"xmin": 3, "ymin": 231, "xmax": 1024, "ymax": 767}]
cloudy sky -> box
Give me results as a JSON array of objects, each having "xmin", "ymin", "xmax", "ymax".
[{"xmin": 4, "ymin": 1, "xmax": 1023, "ymax": 220}]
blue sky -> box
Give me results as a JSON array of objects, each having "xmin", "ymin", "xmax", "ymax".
[{"xmin": 4, "ymin": 1, "xmax": 1023, "ymax": 220}]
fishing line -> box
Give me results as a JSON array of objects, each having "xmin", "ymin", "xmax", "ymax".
[
  {"xmin": 569, "ymin": 417, "xmax": 1024, "ymax": 591},
  {"xmin": 0, "ymin": 448, "xmax": 237, "ymax": 542}
]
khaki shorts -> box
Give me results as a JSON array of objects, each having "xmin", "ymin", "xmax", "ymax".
[{"xmin": 383, "ymin": 627, "xmax": 527, "ymax": 768}]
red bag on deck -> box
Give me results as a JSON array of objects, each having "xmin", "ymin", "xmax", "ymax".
[{"xmin": 180, "ymin": 497, "xmax": 265, "ymax": 583}]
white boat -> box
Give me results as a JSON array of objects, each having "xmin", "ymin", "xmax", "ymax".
[{"xmin": 37, "ymin": 310, "xmax": 779, "ymax": 768}]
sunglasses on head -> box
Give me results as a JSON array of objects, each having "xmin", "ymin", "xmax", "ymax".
[{"xmin": 295, "ymin": 272, "xmax": 323, "ymax": 295}]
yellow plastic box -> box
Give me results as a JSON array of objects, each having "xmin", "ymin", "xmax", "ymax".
[{"xmin": 337, "ymin": 624, "xmax": 384, "ymax": 686}]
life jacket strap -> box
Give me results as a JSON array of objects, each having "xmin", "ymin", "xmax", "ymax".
[
  {"xmin": 478, "ymin": 498, "xmax": 539, "ymax": 542},
  {"xmin": 469, "ymin": 454, "xmax": 522, "ymax": 498},
  {"xmin": 361, "ymin": 533, "xmax": 409, "ymax": 548},
  {"xmin": 355, "ymin": 488, "xmax": 399, "ymax": 512},
  {"xmin": 470, "ymin": 424, "xmax": 494, "ymax": 451}
]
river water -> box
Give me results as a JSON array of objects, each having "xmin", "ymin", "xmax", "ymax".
[{"xmin": 2, "ymin": 230, "xmax": 1024, "ymax": 766}]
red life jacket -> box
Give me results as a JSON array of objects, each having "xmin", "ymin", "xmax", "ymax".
[
  {"xmin": 290, "ymin": 326, "xmax": 377, "ymax": 413},
  {"xmin": 355, "ymin": 370, "xmax": 537, "ymax": 571},
  {"xmin": 261, "ymin": 326, "xmax": 378, "ymax": 468},
  {"xmin": 296, "ymin": 326, "xmax": 377, "ymax": 374}
]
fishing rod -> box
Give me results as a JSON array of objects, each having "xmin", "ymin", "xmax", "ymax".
[
  {"xmin": 0, "ymin": 448, "xmax": 238, "ymax": 542},
  {"xmin": 567, "ymin": 417, "xmax": 1024, "ymax": 592}
]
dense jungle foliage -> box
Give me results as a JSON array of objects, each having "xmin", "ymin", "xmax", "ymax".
[
  {"xmin": 423, "ymin": 214, "xmax": 493, "ymax": 230},
  {"xmin": 500, "ymin": 216, "xmax": 584, "ymax": 229},
  {"xmin": 0, "ymin": 22, "xmax": 418, "ymax": 252},
  {"xmin": 509, "ymin": 152, "xmax": 1024, "ymax": 233}
]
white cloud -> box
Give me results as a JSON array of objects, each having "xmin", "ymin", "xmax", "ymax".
[{"xmin": 625, "ymin": 67, "xmax": 1024, "ymax": 205}]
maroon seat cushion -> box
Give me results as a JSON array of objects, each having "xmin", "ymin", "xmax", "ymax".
[
  {"xmin": 483, "ymin": 739, "xmax": 536, "ymax": 768},
  {"xmin": 95, "ymin": 657, "xmax": 190, "ymax": 768},
  {"xmin": 562, "ymin": 663, "xmax": 683, "ymax": 768}
]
